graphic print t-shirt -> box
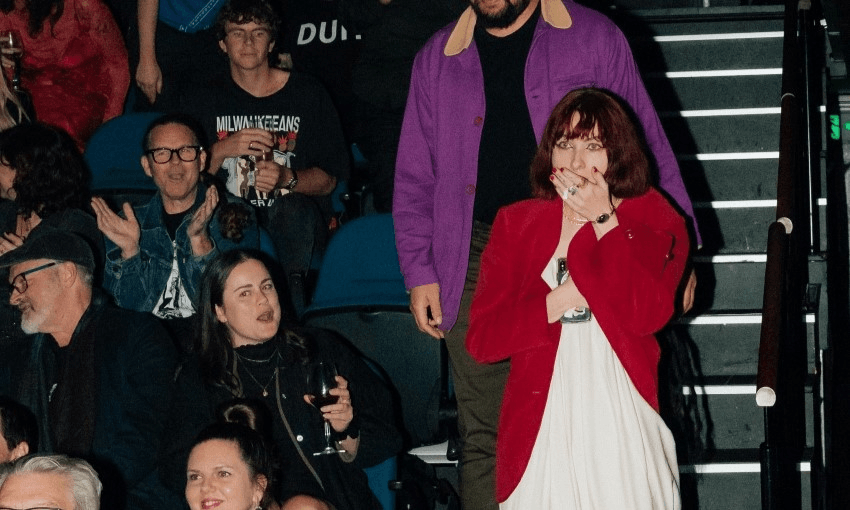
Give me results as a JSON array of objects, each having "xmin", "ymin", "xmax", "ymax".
[{"xmin": 181, "ymin": 72, "xmax": 350, "ymax": 216}]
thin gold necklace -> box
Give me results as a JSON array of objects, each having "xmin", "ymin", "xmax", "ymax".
[
  {"xmin": 562, "ymin": 201, "xmax": 590, "ymax": 225},
  {"xmin": 235, "ymin": 349, "xmax": 280, "ymax": 397}
]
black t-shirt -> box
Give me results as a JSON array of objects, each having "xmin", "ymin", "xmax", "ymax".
[
  {"xmin": 279, "ymin": 0, "xmax": 361, "ymax": 139},
  {"xmin": 181, "ymin": 72, "xmax": 351, "ymax": 218},
  {"xmin": 473, "ymin": 5, "xmax": 540, "ymax": 225},
  {"xmin": 162, "ymin": 208, "xmax": 190, "ymax": 241}
]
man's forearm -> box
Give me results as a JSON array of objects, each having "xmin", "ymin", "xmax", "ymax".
[
  {"xmin": 278, "ymin": 166, "xmax": 337, "ymax": 196},
  {"xmin": 137, "ymin": 0, "xmax": 159, "ymax": 63}
]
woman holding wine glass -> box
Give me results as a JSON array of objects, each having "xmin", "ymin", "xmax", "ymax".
[
  {"xmin": 163, "ymin": 249, "xmax": 401, "ymax": 510},
  {"xmin": 466, "ymin": 88, "xmax": 689, "ymax": 509}
]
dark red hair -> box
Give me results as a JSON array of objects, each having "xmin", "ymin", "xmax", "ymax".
[{"xmin": 530, "ymin": 88, "xmax": 651, "ymax": 200}]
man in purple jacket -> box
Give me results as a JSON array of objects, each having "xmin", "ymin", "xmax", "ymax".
[{"xmin": 393, "ymin": 0, "xmax": 698, "ymax": 508}]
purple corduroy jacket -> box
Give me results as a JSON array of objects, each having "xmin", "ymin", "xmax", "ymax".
[{"xmin": 393, "ymin": 0, "xmax": 698, "ymax": 331}]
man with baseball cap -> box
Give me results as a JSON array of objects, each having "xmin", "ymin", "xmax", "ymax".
[{"xmin": 0, "ymin": 226, "xmax": 182, "ymax": 509}]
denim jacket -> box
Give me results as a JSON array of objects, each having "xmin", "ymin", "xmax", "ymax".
[{"xmin": 103, "ymin": 182, "xmax": 260, "ymax": 312}]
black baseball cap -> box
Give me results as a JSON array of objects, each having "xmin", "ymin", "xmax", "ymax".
[{"xmin": 0, "ymin": 226, "xmax": 95, "ymax": 271}]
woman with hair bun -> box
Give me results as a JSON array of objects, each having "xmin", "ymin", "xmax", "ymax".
[{"xmin": 186, "ymin": 400, "xmax": 284, "ymax": 510}]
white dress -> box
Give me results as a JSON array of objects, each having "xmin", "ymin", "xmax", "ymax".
[{"xmin": 501, "ymin": 257, "xmax": 681, "ymax": 510}]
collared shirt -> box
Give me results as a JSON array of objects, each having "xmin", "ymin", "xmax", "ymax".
[{"xmin": 393, "ymin": 0, "xmax": 698, "ymax": 331}]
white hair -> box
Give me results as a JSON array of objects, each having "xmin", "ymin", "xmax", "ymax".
[{"xmin": 0, "ymin": 454, "xmax": 102, "ymax": 510}]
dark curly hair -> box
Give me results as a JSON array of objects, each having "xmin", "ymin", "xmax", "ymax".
[
  {"xmin": 215, "ymin": 0, "xmax": 279, "ymax": 46},
  {"xmin": 0, "ymin": 0, "xmax": 64, "ymax": 38},
  {"xmin": 0, "ymin": 122, "xmax": 90, "ymax": 219}
]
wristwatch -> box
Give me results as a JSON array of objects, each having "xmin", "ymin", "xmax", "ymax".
[{"xmin": 282, "ymin": 168, "xmax": 298, "ymax": 191}]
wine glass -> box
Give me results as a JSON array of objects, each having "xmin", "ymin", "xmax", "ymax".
[
  {"xmin": 0, "ymin": 30, "xmax": 22, "ymax": 88},
  {"xmin": 308, "ymin": 361, "xmax": 344, "ymax": 456}
]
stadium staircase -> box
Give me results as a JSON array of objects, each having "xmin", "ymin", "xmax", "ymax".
[{"xmin": 608, "ymin": 0, "xmax": 834, "ymax": 508}]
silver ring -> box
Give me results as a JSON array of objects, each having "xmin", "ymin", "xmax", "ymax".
[{"xmin": 567, "ymin": 186, "xmax": 578, "ymax": 196}]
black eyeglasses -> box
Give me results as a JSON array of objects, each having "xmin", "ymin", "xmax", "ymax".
[
  {"xmin": 144, "ymin": 145, "xmax": 202, "ymax": 164},
  {"xmin": 9, "ymin": 261, "xmax": 57, "ymax": 295}
]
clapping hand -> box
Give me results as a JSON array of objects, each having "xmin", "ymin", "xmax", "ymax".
[
  {"xmin": 91, "ymin": 197, "xmax": 141, "ymax": 260},
  {"xmin": 186, "ymin": 185, "xmax": 218, "ymax": 256}
]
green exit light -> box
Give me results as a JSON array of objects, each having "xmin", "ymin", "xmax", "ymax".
[{"xmin": 830, "ymin": 115, "xmax": 840, "ymax": 140}]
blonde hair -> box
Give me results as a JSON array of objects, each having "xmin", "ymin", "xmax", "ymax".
[{"xmin": 0, "ymin": 76, "xmax": 28, "ymax": 131}]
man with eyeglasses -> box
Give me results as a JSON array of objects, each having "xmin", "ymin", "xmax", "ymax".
[
  {"xmin": 179, "ymin": 0, "xmax": 349, "ymax": 303},
  {"xmin": 0, "ymin": 227, "xmax": 181, "ymax": 509},
  {"xmin": 0, "ymin": 454, "xmax": 102, "ymax": 510},
  {"xmin": 91, "ymin": 113, "xmax": 260, "ymax": 332}
]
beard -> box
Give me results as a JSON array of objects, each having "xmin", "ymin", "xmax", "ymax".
[
  {"xmin": 471, "ymin": 0, "xmax": 533, "ymax": 30},
  {"xmin": 18, "ymin": 301, "xmax": 50, "ymax": 335}
]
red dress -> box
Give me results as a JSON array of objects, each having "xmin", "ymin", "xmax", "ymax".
[{"xmin": 0, "ymin": 0, "xmax": 129, "ymax": 147}]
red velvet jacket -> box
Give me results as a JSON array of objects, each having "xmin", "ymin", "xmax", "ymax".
[{"xmin": 466, "ymin": 189, "xmax": 689, "ymax": 501}]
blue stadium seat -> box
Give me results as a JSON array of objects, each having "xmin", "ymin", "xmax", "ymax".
[
  {"xmin": 364, "ymin": 456, "xmax": 397, "ymax": 510},
  {"xmin": 303, "ymin": 214, "xmax": 455, "ymax": 447},
  {"xmin": 85, "ymin": 112, "xmax": 162, "ymax": 194}
]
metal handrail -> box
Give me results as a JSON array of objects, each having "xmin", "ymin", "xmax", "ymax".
[
  {"xmin": 755, "ymin": 0, "xmax": 806, "ymax": 411},
  {"xmin": 757, "ymin": 1, "xmax": 815, "ymax": 509}
]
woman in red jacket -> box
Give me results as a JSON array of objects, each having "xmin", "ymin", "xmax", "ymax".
[{"xmin": 466, "ymin": 88, "xmax": 689, "ymax": 509}]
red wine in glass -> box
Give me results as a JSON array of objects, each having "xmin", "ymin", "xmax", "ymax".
[
  {"xmin": 310, "ymin": 394, "xmax": 339, "ymax": 408},
  {"xmin": 308, "ymin": 361, "xmax": 344, "ymax": 456}
]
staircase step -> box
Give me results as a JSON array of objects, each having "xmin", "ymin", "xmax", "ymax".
[
  {"xmin": 632, "ymin": 13, "xmax": 784, "ymax": 37},
  {"xmin": 662, "ymin": 113, "xmax": 779, "ymax": 154},
  {"xmin": 680, "ymin": 159, "xmax": 778, "ymax": 201},
  {"xmin": 647, "ymin": 75, "xmax": 782, "ymax": 111},
  {"xmin": 633, "ymin": 34, "xmax": 783, "ymax": 73},
  {"xmin": 671, "ymin": 382, "xmax": 814, "ymax": 450},
  {"xmin": 670, "ymin": 312, "xmax": 817, "ymax": 376},
  {"xmin": 693, "ymin": 256, "xmax": 764, "ymax": 310},
  {"xmin": 678, "ymin": 447, "xmax": 812, "ymax": 510},
  {"xmin": 694, "ymin": 206, "xmax": 775, "ymax": 253},
  {"xmin": 691, "ymin": 256, "xmax": 825, "ymax": 311}
]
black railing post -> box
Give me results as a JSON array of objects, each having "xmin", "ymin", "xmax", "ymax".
[{"xmin": 761, "ymin": 408, "xmax": 779, "ymax": 510}]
